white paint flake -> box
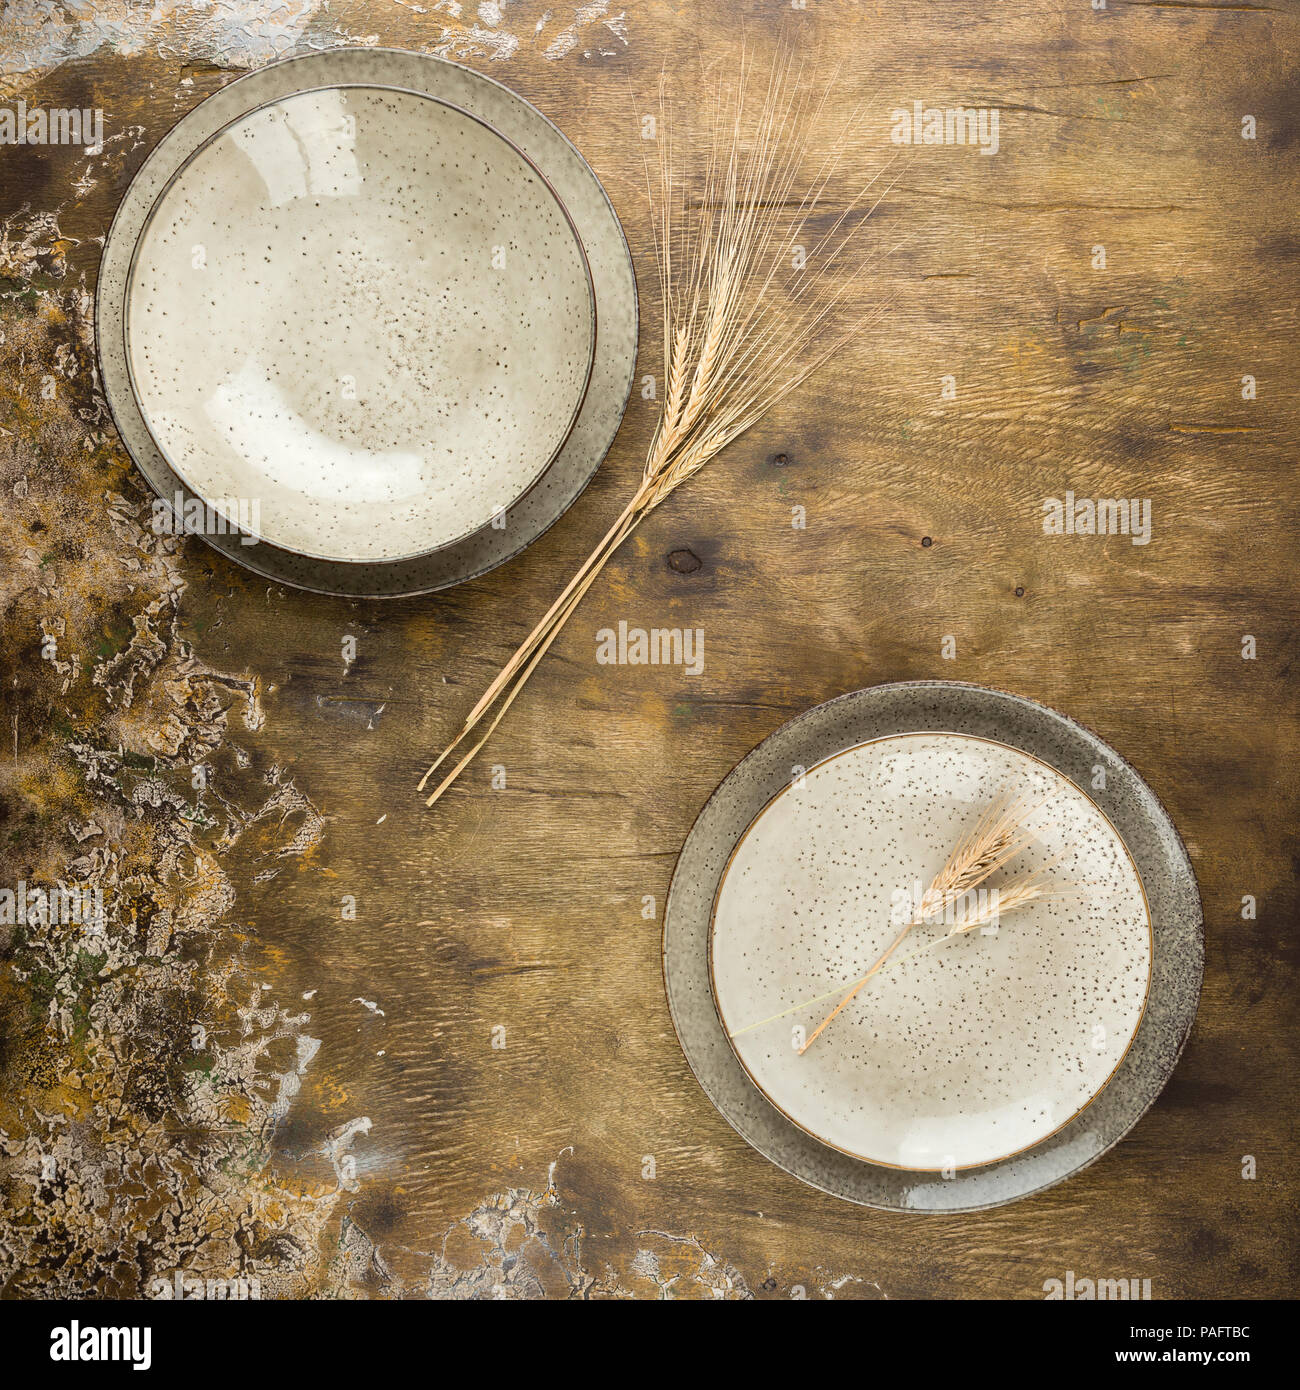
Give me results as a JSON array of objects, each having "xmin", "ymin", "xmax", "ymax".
[
  {"xmin": 543, "ymin": 1, "xmax": 626, "ymax": 61},
  {"xmin": 0, "ymin": 1, "xmax": 333, "ymax": 86}
]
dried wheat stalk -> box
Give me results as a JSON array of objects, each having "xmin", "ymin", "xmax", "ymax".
[
  {"xmin": 795, "ymin": 789, "xmax": 1058, "ymax": 1054},
  {"xmin": 418, "ymin": 47, "xmax": 899, "ymax": 807}
]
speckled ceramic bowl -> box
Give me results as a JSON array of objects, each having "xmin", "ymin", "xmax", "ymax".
[
  {"xmin": 97, "ymin": 49, "xmax": 638, "ymax": 595},
  {"xmin": 664, "ymin": 682, "xmax": 1203, "ymax": 1211},
  {"xmin": 124, "ymin": 85, "xmax": 594, "ymax": 564}
]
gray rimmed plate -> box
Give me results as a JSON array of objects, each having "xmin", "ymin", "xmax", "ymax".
[
  {"xmin": 663, "ymin": 681, "xmax": 1203, "ymax": 1211},
  {"xmin": 97, "ymin": 48, "xmax": 638, "ymax": 597}
]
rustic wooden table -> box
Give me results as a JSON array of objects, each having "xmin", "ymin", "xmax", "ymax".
[{"xmin": 1, "ymin": 0, "xmax": 1296, "ymax": 1299}]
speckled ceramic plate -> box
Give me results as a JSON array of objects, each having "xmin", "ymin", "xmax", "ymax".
[
  {"xmin": 664, "ymin": 682, "xmax": 1202, "ymax": 1211},
  {"xmin": 711, "ymin": 732, "xmax": 1152, "ymax": 1171},
  {"xmin": 97, "ymin": 48, "xmax": 638, "ymax": 595}
]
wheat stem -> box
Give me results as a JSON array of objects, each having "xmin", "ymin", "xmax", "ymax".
[
  {"xmin": 796, "ymin": 791, "xmax": 1056, "ymax": 1054},
  {"xmin": 417, "ymin": 42, "xmax": 889, "ymax": 807}
]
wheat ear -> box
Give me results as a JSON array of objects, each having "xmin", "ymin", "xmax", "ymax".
[
  {"xmin": 796, "ymin": 790, "xmax": 1052, "ymax": 1054},
  {"xmin": 419, "ymin": 45, "xmax": 897, "ymax": 807}
]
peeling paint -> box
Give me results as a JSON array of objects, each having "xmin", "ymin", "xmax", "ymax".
[
  {"xmin": 543, "ymin": 1, "xmax": 626, "ymax": 61},
  {"xmin": 431, "ymin": 22, "xmax": 521, "ymax": 61},
  {"xmin": 0, "ymin": 199, "xmax": 367, "ymax": 1298},
  {"xmin": 0, "ymin": 0, "xmax": 335, "ymax": 88},
  {"xmin": 629, "ymin": 1230, "xmax": 751, "ymax": 1299},
  {"xmin": 426, "ymin": 0, "xmax": 629, "ymax": 63}
]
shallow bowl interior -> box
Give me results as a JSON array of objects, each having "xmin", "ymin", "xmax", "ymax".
[{"xmin": 125, "ymin": 84, "xmax": 595, "ymax": 564}]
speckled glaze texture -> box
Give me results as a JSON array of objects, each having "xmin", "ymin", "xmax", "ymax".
[
  {"xmin": 98, "ymin": 48, "xmax": 638, "ymax": 595},
  {"xmin": 711, "ymin": 733, "xmax": 1152, "ymax": 1171},
  {"xmin": 665, "ymin": 682, "xmax": 1203, "ymax": 1211},
  {"xmin": 126, "ymin": 86, "xmax": 594, "ymax": 563}
]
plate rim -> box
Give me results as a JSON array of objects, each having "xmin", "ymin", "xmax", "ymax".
[
  {"xmin": 95, "ymin": 46, "xmax": 639, "ymax": 598},
  {"xmin": 663, "ymin": 680, "xmax": 1204, "ymax": 1212},
  {"xmin": 706, "ymin": 727, "xmax": 1156, "ymax": 1173},
  {"xmin": 118, "ymin": 80, "xmax": 599, "ymax": 565}
]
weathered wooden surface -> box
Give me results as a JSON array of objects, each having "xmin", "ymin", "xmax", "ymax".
[{"xmin": 1, "ymin": 0, "xmax": 1296, "ymax": 1299}]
